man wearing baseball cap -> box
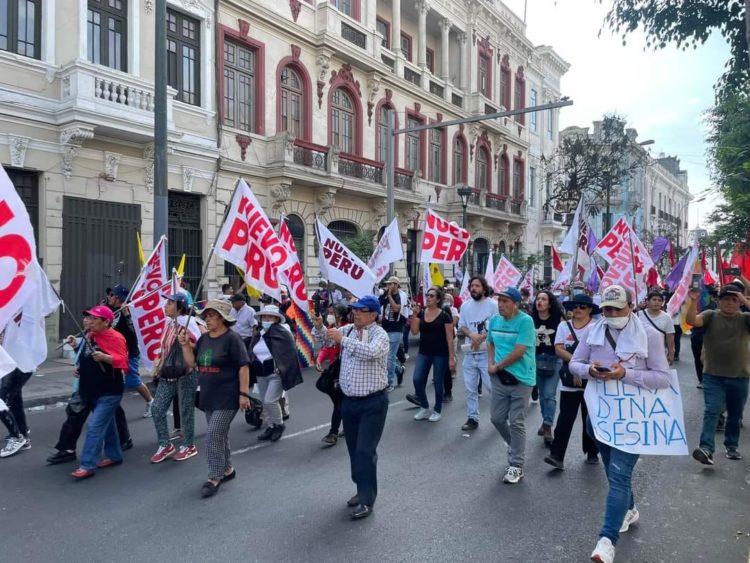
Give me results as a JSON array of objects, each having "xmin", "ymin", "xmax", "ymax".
[
  {"xmin": 486, "ymin": 286, "xmax": 537, "ymax": 485},
  {"xmin": 379, "ymin": 276, "xmax": 405, "ymax": 390},
  {"xmin": 312, "ymin": 294, "xmax": 389, "ymax": 520}
]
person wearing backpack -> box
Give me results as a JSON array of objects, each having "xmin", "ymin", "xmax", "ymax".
[
  {"xmin": 637, "ymin": 291, "xmax": 674, "ymax": 364},
  {"xmin": 544, "ymin": 294, "xmax": 600, "ymax": 470}
]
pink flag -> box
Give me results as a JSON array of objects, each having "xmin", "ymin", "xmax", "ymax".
[{"xmin": 278, "ymin": 215, "xmax": 309, "ymax": 313}]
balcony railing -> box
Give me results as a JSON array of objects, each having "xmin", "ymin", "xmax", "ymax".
[
  {"xmin": 341, "ymin": 22, "xmax": 366, "ymax": 49},
  {"xmin": 429, "ymin": 80, "xmax": 444, "ymax": 98},
  {"xmin": 94, "ymin": 76, "xmax": 154, "ymax": 111},
  {"xmin": 404, "ymin": 67, "xmax": 421, "ymax": 86},
  {"xmin": 470, "ymin": 188, "xmax": 481, "ymax": 206},
  {"xmin": 485, "ymin": 193, "xmax": 507, "ymax": 211},
  {"xmin": 338, "ymin": 154, "xmax": 383, "ymax": 183},
  {"xmin": 395, "ymin": 168, "xmax": 414, "ymax": 190},
  {"xmin": 451, "ymin": 93, "xmax": 463, "ymax": 108},
  {"xmin": 510, "ymin": 199, "xmax": 522, "ymax": 215},
  {"xmin": 293, "ymin": 140, "xmax": 328, "ymax": 171}
]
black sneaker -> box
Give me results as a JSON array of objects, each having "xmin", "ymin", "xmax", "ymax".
[
  {"xmin": 443, "ymin": 393, "xmax": 453, "ymax": 402},
  {"xmin": 543, "ymin": 455, "xmax": 564, "ymax": 470},
  {"xmin": 726, "ymin": 448, "xmax": 743, "ymax": 461},
  {"xmin": 269, "ymin": 424, "xmax": 285, "ymax": 442},
  {"xmin": 47, "ymin": 450, "xmax": 76, "ymax": 465},
  {"xmin": 395, "ymin": 365, "xmax": 405, "ymax": 386},
  {"xmin": 692, "ymin": 447, "xmax": 714, "ymax": 465},
  {"xmin": 586, "ymin": 453, "xmax": 600, "ymax": 464},
  {"xmin": 257, "ymin": 426, "xmax": 274, "ymax": 441},
  {"xmin": 121, "ymin": 438, "xmax": 134, "ymax": 451},
  {"xmin": 321, "ymin": 432, "xmax": 338, "ymax": 446},
  {"xmin": 405, "ymin": 394, "xmax": 420, "ymax": 406},
  {"xmin": 461, "ymin": 418, "xmax": 478, "ymax": 431}
]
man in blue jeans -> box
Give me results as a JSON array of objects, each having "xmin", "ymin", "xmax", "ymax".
[
  {"xmin": 686, "ymin": 285, "xmax": 750, "ymax": 464},
  {"xmin": 379, "ymin": 276, "xmax": 405, "ymax": 391}
]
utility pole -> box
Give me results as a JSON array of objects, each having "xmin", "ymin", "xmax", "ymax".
[
  {"xmin": 153, "ymin": 0, "xmax": 168, "ymax": 243},
  {"xmin": 385, "ymin": 109, "xmax": 395, "ymax": 277}
]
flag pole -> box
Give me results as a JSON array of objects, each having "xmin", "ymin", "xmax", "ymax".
[
  {"xmin": 48, "ymin": 283, "xmax": 105, "ymax": 372},
  {"xmin": 628, "ymin": 218, "xmax": 639, "ymax": 300}
]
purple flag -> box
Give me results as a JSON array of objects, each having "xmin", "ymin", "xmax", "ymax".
[
  {"xmin": 665, "ymin": 251, "xmax": 688, "ymax": 291},
  {"xmin": 587, "ymin": 227, "xmax": 598, "ymax": 255},
  {"xmin": 650, "ymin": 236, "xmax": 670, "ymax": 264},
  {"xmin": 587, "ymin": 263, "xmax": 600, "ymax": 293}
]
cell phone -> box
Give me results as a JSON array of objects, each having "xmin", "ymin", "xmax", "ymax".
[
  {"xmin": 723, "ymin": 267, "xmax": 741, "ymax": 277},
  {"xmin": 690, "ymin": 274, "xmax": 702, "ymax": 290},
  {"xmin": 595, "ymin": 366, "xmax": 611, "ymax": 373}
]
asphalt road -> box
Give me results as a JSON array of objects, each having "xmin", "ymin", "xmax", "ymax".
[{"xmin": 1, "ymin": 351, "xmax": 749, "ymax": 563}]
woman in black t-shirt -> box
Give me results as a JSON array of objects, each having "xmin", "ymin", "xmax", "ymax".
[
  {"xmin": 178, "ymin": 300, "xmax": 250, "ymax": 498},
  {"xmin": 406, "ymin": 286, "xmax": 456, "ymax": 422},
  {"xmin": 531, "ymin": 290, "xmax": 563, "ymax": 446}
]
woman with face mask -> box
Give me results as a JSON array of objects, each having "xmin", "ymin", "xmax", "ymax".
[{"xmin": 247, "ymin": 305, "xmax": 303, "ymax": 443}]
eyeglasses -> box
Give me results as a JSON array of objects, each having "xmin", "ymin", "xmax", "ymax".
[{"xmin": 426, "ymin": 293, "xmax": 437, "ymax": 298}]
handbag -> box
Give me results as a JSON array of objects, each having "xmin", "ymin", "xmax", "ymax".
[
  {"xmin": 559, "ymin": 321, "xmax": 585, "ymax": 388},
  {"xmin": 536, "ymin": 352, "xmax": 558, "ymax": 378},
  {"xmin": 243, "ymin": 396, "xmax": 264, "ymax": 428},
  {"xmin": 497, "ymin": 369, "xmax": 519, "ymax": 386},
  {"xmin": 159, "ymin": 342, "xmax": 188, "ymax": 381},
  {"xmin": 315, "ymin": 359, "xmax": 341, "ymax": 396}
]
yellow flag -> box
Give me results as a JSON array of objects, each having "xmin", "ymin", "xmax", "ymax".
[
  {"xmin": 430, "ymin": 263, "xmax": 445, "ymax": 288},
  {"xmin": 235, "ymin": 266, "xmax": 262, "ymax": 298},
  {"xmin": 176, "ymin": 254, "xmax": 186, "ymax": 277},
  {"xmin": 136, "ymin": 232, "xmax": 146, "ymax": 267}
]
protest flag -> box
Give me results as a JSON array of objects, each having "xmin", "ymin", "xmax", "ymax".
[
  {"xmin": 559, "ymin": 198, "xmax": 584, "ymax": 255},
  {"xmin": 367, "ymin": 218, "xmax": 403, "ymax": 282},
  {"xmin": 493, "ymin": 255, "xmax": 522, "ymax": 292},
  {"xmin": 666, "ymin": 232, "xmax": 700, "ymax": 318},
  {"xmin": 419, "ymin": 208, "xmax": 470, "ymax": 265},
  {"xmin": 316, "ymin": 219, "xmax": 377, "ymax": 298},
  {"xmin": 551, "ymin": 246, "xmax": 564, "ymax": 274},
  {"xmin": 136, "ymin": 232, "xmax": 146, "ymax": 267},
  {"xmin": 430, "ymin": 263, "xmax": 445, "ymax": 287},
  {"xmin": 458, "ymin": 267, "xmax": 471, "ymax": 304},
  {"xmin": 484, "ymin": 252, "xmax": 495, "ymax": 291},
  {"xmin": 595, "ymin": 218, "xmax": 653, "ymax": 302},
  {"xmin": 286, "ymin": 302, "xmax": 314, "ymax": 368},
  {"xmin": 277, "ymin": 214, "xmax": 309, "ymax": 312}
]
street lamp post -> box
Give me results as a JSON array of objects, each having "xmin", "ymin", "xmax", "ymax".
[{"xmin": 457, "ymin": 184, "xmax": 473, "ymax": 270}]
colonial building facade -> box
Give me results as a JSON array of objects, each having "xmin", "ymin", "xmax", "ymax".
[{"xmin": 1, "ymin": 0, "xmax": 568, "ymax": 341}]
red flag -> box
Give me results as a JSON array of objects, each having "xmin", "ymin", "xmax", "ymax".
[
  {"xmin": 667, "ymin": 241, "xmax": 675, "ymax": 267},
  {"xmin": 551, "ymin": 246, "xmax": 564, "ymax": 273},
  {"xmin": 647, "ymin": 267, "xmax": 659, "ymax": 287}
]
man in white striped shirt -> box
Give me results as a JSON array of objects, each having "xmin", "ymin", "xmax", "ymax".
[{"xmin": 313, "ymin": 295, "xmax": 389, "ymax": 520}]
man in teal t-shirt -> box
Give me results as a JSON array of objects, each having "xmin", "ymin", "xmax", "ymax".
[{"xmin": 486, "ymin": 287, "xmax": 536, "ymax": 484}]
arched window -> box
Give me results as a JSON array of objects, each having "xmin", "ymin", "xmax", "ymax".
[
  {"xmin": 327, "ymin": 220, "xmax": 359, "ymax": 240},
  {"xmin": 476, "ymin": 147, "xmax": 490, "ymax": 192},
  {"xmin": 498, "ymin": 241, "xmax": 506, "ymax": 255},
  {"xmin": 331, "ymin": 89, "xmax": 355, "ymax": 154},
  {"xmin": 473, "ymin": 238, "xmax": 489, "ymax": 275},
  {"xmin": 453, "ymin": 135, "xmax": 467, "ymax": 184},
  {"xmin": 280, "ymin": 66, "xmax": 303, "ymax": 137},
  {"xmin": 498, "ymin": 154, "xmax": 510, "ymax": 196},
  {"xmin": 286, "ymin": 214, "xmax": 306, "ymax": 268},
  {"xmin": 513, "ymin": 158, "xmax": 524, "ymax": 199}
]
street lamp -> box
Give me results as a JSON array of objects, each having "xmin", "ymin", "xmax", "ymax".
[{"xmin": 456, "ymin": 184, "xmax": 474, "ymax": 270}]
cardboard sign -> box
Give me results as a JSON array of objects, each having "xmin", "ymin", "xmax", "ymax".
[
  {"xmin": 316, "ymin": 219, "xmax": 376, "ymax": 298},
  {"xmin": 130, "ymin": 236, "xmax": 169, "ymax": 371},
  {"xmin": 278, "ymin": 217, "xmax": 309, "ymax": 313},
  {"xmin": 215, "ymin": 180, "xmax": 294, "ymax": 300},
  {"xmin": 367, "ymin": 218, "xmax": 403, "ymax": 282},
  {"xmin": 584, "ymin": 370, "xmax": 688, "ymax": 455},
  {"xmin": 493, "ymin": 255, "xmax": 522, "ymax": 292},
  {"xmin": 419, "ymin": 208, "xmax": 470, "ymax": 265}
]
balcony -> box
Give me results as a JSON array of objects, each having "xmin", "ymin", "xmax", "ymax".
[
  {"xmin": 314, "ymin": 4, "xmax": 382, "ymax": 64},
  {"xmin": 395, "ymin": 168, "xmax": 414, "ymax": 190},
  {"xmin": 57, "ymin": 60, "xmax": 175, "ymax": 141},
  {"xmin": 293, "ymin": 139, "xmax": 328, "ymax": 171},
  {"xmin": 485, "ymin": 193, "xmax": 507, "ymax": 212},
  {"xmin": 404, "ymin": 66, "xmax": 422, "ymax": 87},
  {"xmin": 337, "ymin": 153, "xmax": 383, "ymax": 183},
  {"xmin": 341, "ymin": 22, "xmax": 366, "ymax": 49}
]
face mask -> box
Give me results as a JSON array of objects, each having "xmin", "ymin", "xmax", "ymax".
[
  {"xmin": 326, "ymin": 314, "xmax": 336, "ymax": 326},
  {"xmin": 604, "ymin": 315, "xmax": 630, "ymax": 330},
  {"xmin": 261, "ymin": 321, "xmax": 273, "ymax": 332}
]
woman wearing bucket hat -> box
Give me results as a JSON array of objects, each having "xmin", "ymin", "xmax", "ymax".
[
  {"xmin": 544, "ymin": 294, "xmax": 600, "ymax": 470},
  {"xmin": 177, "ymin": 300, "xmax": 251, "ymax": 498},
  {"xmin": 247, "ymin": 304, "xmax": 302, "ymax": 443}
]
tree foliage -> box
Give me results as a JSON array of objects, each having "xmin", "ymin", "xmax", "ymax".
[
  {"xmin": 546, "ymin": 114, "xmax": 644, "ymax": 216},
  {"xmin": 600, "ymin": 0, "xmax": 749, "ymax": 96},
  {"xmin": 341, "ymin": 231, "xmax": 375, "ymax": 262},
  {"xmin": 705, "ymin": 93, "xmax": 750, "ymax": 246}
]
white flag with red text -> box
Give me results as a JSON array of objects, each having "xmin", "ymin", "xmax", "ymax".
[
  {"xmin": 419, "ymin": 208, "xmax": 470, "ymax": 265},
  {"xmin": 484, "ymin": 252, "xmax": 495, "ymax": 293},
  {"xmin": 316, "ymin": 219, "xmax": 377, "ymax": 298},
  {"xmin": 595, "ymin": 218, "xmax": 654, "ymax": 303},
  {"xmin": 493, "ymin": 255, "xmax": 522, "ymax": 292},
  {"xmin": 278, "ymin": 215, "xmax": 309, "ymax": 313},
  {"xmin": 129, "ymin": 236, "xmax": 169, "ymax": 371},
  {"xmin": 367, "ymin": 218, "xmax": 403, "ymax": 283},
  {"xmin": 215, "ymin": 179, "xmax": 295, "ymax": 301}
]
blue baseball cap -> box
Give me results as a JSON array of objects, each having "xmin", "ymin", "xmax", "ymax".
[
  {"xmin": 112, "ymin": 284, "xmax": 129, "ymax": 300},
  {"xmin": 497, "ymin": 287, "xmax": 522, "ymax": 303},
  {"xmin": 164, "ymin": 293, "xmax": 189, "ymax": 311},
  {"xmin": 350, "ymin": 295, "xmax": 380, "ymax": 313}
]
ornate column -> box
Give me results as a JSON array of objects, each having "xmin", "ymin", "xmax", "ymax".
[
  {"xmin": 459, "ymin": 32, "xmax": 469, "ymax": 90},
  {"xmin": 416, "ymin": 0, "xmax": 430, "ymax": 69},
  {"xmin": 440, "ymin": 19, "xmax": 451, "ymax": 82},
  {"xmin": 392, "ymin": 0, "xmax": 401, "ymax": 57}
]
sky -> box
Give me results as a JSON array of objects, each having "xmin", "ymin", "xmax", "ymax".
[{"xmin": 504, "ymin": 0, "xmax": 731, "ymax": 229}]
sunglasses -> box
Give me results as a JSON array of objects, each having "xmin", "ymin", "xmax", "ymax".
[
  {"xmin": 426, "ymin": 293, "xmax": 437, "ymax": 298},
  {"xmin": 571, "ymin": 304, "xmax": 591, "ymax": 310}
]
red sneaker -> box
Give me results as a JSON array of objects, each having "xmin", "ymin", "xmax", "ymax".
[
  {"xmin": 96, "ymin": 458, "xmax": 122, "ymax": 469},
  {"xmin": 174, "ymin": 445, "xmax": 198, "ymax": 461},
  {"xmin": 150, "ymin": 444, "xmax": 176, "ymax": 464},
  {"xmin": 71, "ymin": 468, "xmax": 95, "ymax": 479}
]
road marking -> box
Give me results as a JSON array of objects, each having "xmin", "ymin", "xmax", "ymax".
[{"xmin": 232, "ymin": 399, "xmax": 407, "ymax": 456}]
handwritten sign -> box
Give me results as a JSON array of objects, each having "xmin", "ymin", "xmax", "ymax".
[
  {"xmin": 419, "ymin": 208, "xmax": 470, "ymax": 265},
  {"xmin": 584, "ymin": 370, "xmax": 688, "ymax": 455}
]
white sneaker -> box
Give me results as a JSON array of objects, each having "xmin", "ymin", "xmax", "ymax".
[
  {"xmin": 414, "ymin": 408, "xmax": 431, "ymax": 421},
  {"xmin": 590, "ymin": 537, "xmax": 615, "ymax": 563},
  {"xmin": 502, "ymin": 466, "xmax": 524, "ymax": 484},
  {"xmin": 428, "ymin": 412, "xmax": 442, "ymax": 422},
  {"xmin": 0, "ymin": 436, "xmax": 28, "ymax": 458},
  {"xmin": 619, "ymin": 507, "xmax": 639, "ymax": 533},
  {"xmin": 143, "ymin": 400, "xmax": 153, "ymax": 418}
]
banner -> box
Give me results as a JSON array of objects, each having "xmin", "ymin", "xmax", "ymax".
[
  {"xmin": 595, "ymin": 218, "xmax": 653, "ymax": 302},
  {"xmin": 277, "ymin": 215, "xmax": 309, "ymax": 313},
  {"xmin": 493, "ymin": 255, "xmax": 522, "ymax": 291},
  {"xmin": 666, "ymin": 233, "xmax": 700, "ymax": 318},
  {"xmin": 366, "ymin": 218, "xmax": 403, "ymax": 283},
  {"xmin": 584, "ymin": 370, "xmax": 688, "ymax": 455},
  {"xmin": 130, "ymin": 236, "xmax": 169, "ymax": 371},
  {"xmin": 316, "ymin": 219, "xmax": 376, "ymax": 298},
  {"xmin": 215, "ymin": 179, "xmax": 295, "ymax": 301},
  {"xmin": 419, "ymin": 208, "xmax": 470, "ymax": 265},
  {"xmin": 0, "ymin": 164, "xmax": 38, "ymax": 333},
  {"xmin": 650, "ymin": 236, "xmax": 670, "ymax": 265}
]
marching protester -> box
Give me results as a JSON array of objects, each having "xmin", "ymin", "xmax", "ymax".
[
  {"xmin": 70, "ymin": 306, "xmax": 129, "ymax": 479},
  {"xmin": 486, "ymin": 287, "xmax": 537, "ymax": 484},
  {"xmin": 569, "ymin": 285, "xmax": 672, "ymax": 563},
  {"xmin": 379, "ymin": 276, "xmax": 405, "ymax": 391},
  {"xmin": 637, "ymin": 291, "xmax": 675, "ymax": 364},
  {"xmin": 532, "ymin": 289, "xmax": 564, "ymax": 447},
  {"xmin": 313, "ymin": 295, "xmax": 389, "ymax": 520},
  {"xmin": 0, "ymin": 320, "xmax": 34, "ymax": 458},
  {"xmin": 229, "ymin": 293, "xmax": 257, "ymax": 346},
  {"xmin": 544, "ymin": 294, "xmax": 600, "ymax": 469},
  {"xmin": 407, "ymin": 286, "xmax": 456, "ymax": 422},
  {"xmin": 441, "ymin": 293, "xmax": 460, "ymax": 402},
  {"xmin": 149, "ymin": 294, "xmax": 203, "ymax": 464},
  {"xmin": 315, "ymin": 303, "xmax": 351, "ymax": 445},
  {"xmin": 689, "ymin": 286, "xmax": 717, "ymax": 388},
  {"xmin": 248, "ymin": 304, "xmax": 302, "ymax": 443},
  {"xmin": 107, "ymin": 285, "xmax": 154, "ymax": 417},
  {"xmin": 687, "ymin": 285, "xmax": 750, "ymax": 465},
  {"xmin": 519, "ymin": 288, "xmax": 534, "ymax": 315},
  {"xmin": 311, "ymin": 280, "xmax": 331, "ymax": 316},
  {"xmin": 456, "ymin": 276, "xmax": 497, "ymax": 431},
  {"xmin": 177, "ymin": 299, "xmax": 251, "ymax": 498}
]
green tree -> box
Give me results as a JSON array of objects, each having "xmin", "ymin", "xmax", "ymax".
[
  {"xmin": 341, "ymin": 231, "xmax": 375, "ymax": 262},
  {"xmin": 600, "ymin": 0, "xmax": 749, "ymax": 95},
  {"xmin": 705, "ymin": 93, "xmax": 750, "ymax": 246}
]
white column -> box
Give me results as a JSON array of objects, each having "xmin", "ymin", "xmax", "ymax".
[
  {"xmin": 459, "ymin": 31, "xmax": 469, "ymax": 91},
  {"xmin": 440, "ymin": 19, "xmax": 451, "ymax": 81},
  {"xmin": 365, "ymin": 0, "xmax": 377, "ymax": 30},
  {"xmin": 416, "ymin": 0, "xmax": 430, "ymax": 69},
  {"xmin": 392, "ymin": 0, "xmax": 401, "ymax": 56}
]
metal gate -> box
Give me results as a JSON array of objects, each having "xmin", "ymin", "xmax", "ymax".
[
  {"xmin": 168, "ymin": 192, "xmax": 203, "ymax": 299},
  {"xmin": 60, "ymin": 197, "xmax": 141, "ymax": 337}
]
